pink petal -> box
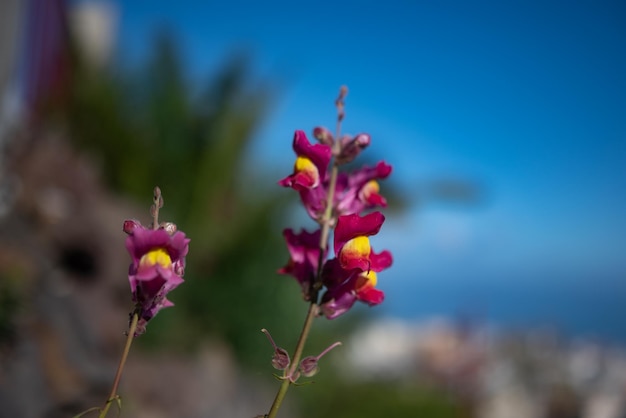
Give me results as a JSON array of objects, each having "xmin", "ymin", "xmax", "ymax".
[{"xmin": 334, "ymin": 212, "xmax": 385, "ymax": 256}]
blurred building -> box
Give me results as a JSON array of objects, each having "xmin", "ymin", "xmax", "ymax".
[{"xmin": 345, "ymin": 317, "xmax": 626, "ymax": 418}]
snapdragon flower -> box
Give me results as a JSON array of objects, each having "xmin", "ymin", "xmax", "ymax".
[
  {"xmin": 319, "ymin": 212, "xmax": 392, "ymax": 319},
  {"xmin": 278, "ymin": 124, "xmax": 394, "ymax": 320},
  {"xmin": 124, "ymin": 221, "xmax": 190, "ymax": 335},
  {"xmin": 334, "ymin": 161, "xmax": 392, "ymax": 216},
  {"xmin": 262, "ymin": 90, "xmax": 396, "ymax": 418},
  {"xmin": 278, "ymin": 130, "xmax": 332, "ymax": 191}
]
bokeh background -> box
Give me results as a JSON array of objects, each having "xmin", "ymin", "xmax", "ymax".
[{"xmin": 1, "ymin": 0, "xmax": 625, "ymax": 417}]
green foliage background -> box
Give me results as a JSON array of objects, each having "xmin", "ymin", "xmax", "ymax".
[{"xmin": 59, "ymin": 34, "xmax": 307, "ymax": 366}]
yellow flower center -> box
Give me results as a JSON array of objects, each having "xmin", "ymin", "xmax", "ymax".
[
  {"xmin": 364, "ymin": 180, "xmax": 380, "ymax": 194},
  {"xmin": 294, "ymin": 156, "xmax": 316, "ymax": 173},
  {"xmin": 341, "ymin": 236, "xmax": 371, "ymax": 260},
  {"xmin": 356, "ymin": 270, "xmax": 378, "ymax": 289},
  {"xmin": 294, "ymin": 156, "xmax": 319, "ymax": 186},
  {"xmin": 140, "ymin": 248, "xmax": 172, "ymax": 269},
  {"xmin": 359, "ymin": 180, "xmax": 380, "ymax": 200}
]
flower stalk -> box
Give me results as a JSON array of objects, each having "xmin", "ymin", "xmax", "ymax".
[
  {"xmin": 77, "ymin": 187, "xmax": 190, "ymax": 418},
  {"xmin": 267, "ymin": 162, "xmax": 339, "ymax": 416},
  {"xmin": 266, "ymin": 92, "xmax": 345, "ymax": 418},
  {"xmin": 267, "ymin": 302, "xmax": 318, "ymax": 418},
  {"xmin": 97, "ymin": 311, "xmax": 139, "ymax": 418},
  {"xmin": 267, "ymin": 86, "xmax": 393, "ymax": 416}
]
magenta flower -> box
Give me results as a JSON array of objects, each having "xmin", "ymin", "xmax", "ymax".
[
  {"xmin": 125, "ymin": 222, "xmax": 190, "ymax": 334},
  {"xmin": 277, "ymin": 119, "xmax": 394, "ymax": 321},
  {"xmin": 334, "ymin": 211, "xmax": 386, "ymax": 271},
  {"xmin": 278, "ymin": 130, "xmax": 332, "ymax": 191},
  {"xmin": 335, "ymin": 161, "xmax": 392, "ymax": 216},
  {"xmin": 296, "ymin": 160, "xmax": 393, "ymax": 222},
  {"xmin": 282, "ymin": 129, "xmax": 393, "ymax": 222},
  {"xmin": 320, "ymin": 270, "xmax": 387, "ymax": 319},
  {"xmin": 320, "ymin": 246, "xmax": 392, "ymax": 319},
  {"xmin": 319, "ymin": 285, "xmax": 358, "ymax": 319},
  {"xmin": 278, "ymin": 228, "xmax": 326, "ymax": 300},
  {"xmin": 292, "ymin": 161, "xmax": 392, "ymax": 221},
  {"xmin": 319, "ymin": 212, "xmax": 393, "ymax": 319}
]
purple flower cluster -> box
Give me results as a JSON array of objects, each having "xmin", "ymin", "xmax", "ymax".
[
  {"xmin": 123, "ymin": 219, "xmax": 190, "ymax": 335},
  {"xmin": 278, "ymin": 129, "xmax": 393, "ymax": 319}
]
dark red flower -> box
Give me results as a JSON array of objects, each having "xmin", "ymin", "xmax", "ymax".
[
  {"xmin": 279, "ymin": 130, "xmax": 332, "ymax": 191},
  {"xmin": 278, "ymin": 228, "xmax": 325, "ymax": 300}
]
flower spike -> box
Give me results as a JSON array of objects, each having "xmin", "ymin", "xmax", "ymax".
[{"xmin": 265, "ymin": 87, "xmax": 395, "ymax": 418}]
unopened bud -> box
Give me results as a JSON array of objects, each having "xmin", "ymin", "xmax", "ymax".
[
  {"xmin": 335, "ymin": 86, "xmax": 348, "ymax": 122},
  {"xmin": 272, "ymin": 347, "xmax": 291, "ymax": 371},
  {"xmin": 123, "ymin": 219, "xmax": 143, "ymax": 235},
  {"xmin": 262, "ymin": 328, "xmax": 291, "ymax": 371},
  {"xmin": 153, "ymin": 186, "xmax": 163, "ymax": 208},
  {"xmin": 299, "ymin": 356, "xmax": 320, "ymax": 377},
  {"xmin": 337, "ymin": 133, "xmax": 371, "ymax": 164},
  {"xmin": 298, "ymin": 341, "xmax": 341, "ymax": 379},
  {"xmin": 160, "ymin": 222, "xmax": 177, "ymax": 235},
  {"xmin": 313, "ymin": 126, "xmax": 334, "ymax": 146},
  {"xmin": 173, "ymin": 260, "xmax": 185, "ymax": 276},
  {"xmin": 353, "ymin": 133, "xmax": 371, "ymax": 148}
]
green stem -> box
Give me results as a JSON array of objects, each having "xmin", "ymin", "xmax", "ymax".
[
  {"xmin": 98, "ymin": 312, "xmax": 139, "ymax": 418},
  {"xmin": 267, "ymin": 88, "xmax": 346, "ymax": 417},
  {"xmin": 267, "ymin": 162, "xmax": 340, "ymax": 418},
  {"xmin": 267, "ymin": 378, "xmax": 290, "ymax": 418},
  {"xmin": 266, "ymin": 302, "xmax": 318, "ymax": 418}
]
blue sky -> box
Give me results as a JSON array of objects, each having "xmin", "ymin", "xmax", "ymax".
[{"xmin": 115, "ymin": 1, "xmax": 626, "ymax": 296}]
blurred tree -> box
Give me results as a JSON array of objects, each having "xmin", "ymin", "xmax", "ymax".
[{"xmin": 59, "ymin": 31, "xmax": 304, "ymax": 366}]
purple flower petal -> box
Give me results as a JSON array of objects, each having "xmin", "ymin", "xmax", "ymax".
[{"xmin": 124, "ymin": 222, "xmax": 189, "ymax": 335}]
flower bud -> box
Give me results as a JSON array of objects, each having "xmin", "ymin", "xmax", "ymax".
[
  {"xmin": 337, "ymin": 133, "xmax": 371, "ymax": 164},
  {"xmin": 173, "ymin": 260, "xmax": 185, "ymax": 276},
  {"xmin": 298, "ymin": 341, "xmax": 341, "ymax": 379},
  {"xmin": 153, "ymin": 186, "xmax": 164, "ymax": 208},
  {"xmin": 272, "ymin": 347, "xmax": 291, "ymax": 371},
  {"xmin": 313, "ymin": 126, "xmax": 334, "ymax": 146},
  {"xmin": 298, "ymin": 356, "xmax": 320, "ymax": 377},
  {"xmin": 160, "ymin": 222, "xmax": 178, "ymax": 235},
  {"xmin": 123, "ymin": 219, "xmax": 143, "ymax": 235},
  {"xmin": 262, "ymin": 328, "xmax": 291, "ymax": 371}
]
